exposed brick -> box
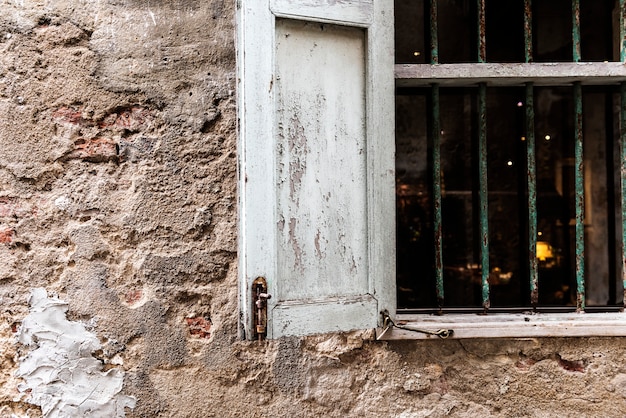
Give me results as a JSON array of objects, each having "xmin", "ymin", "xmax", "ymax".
[
  {"xmin": 514, "ymin": 357, "xmax": 536, "ymax": 371},
  {"xmin": 70, "ymin": 137, "xmax": 117, "ymax": 162},
  {"xmin": 125, "ymin": 289, "xmax": 143, "ymax": 305},
  {"xmin": 55, "ymin": 105, "xmax": 153, "ymax": 134},
  {"xmin": 0, "ymin": 227, "xmax": 15, "ymax": 244},
  {"xmin": 186, "ymin": 317, "xmax": 211, "ymax": 339},
  {"xmin": 99, "ymin": 106, "xmax": 152, "ymax": 132},
  {"xmin": 558, "ymin": 357, "xmax": 585, "ymax": 373},
  {"xmin": 52, "ymin": 107, "xmax": 86, "ymax": 126}
]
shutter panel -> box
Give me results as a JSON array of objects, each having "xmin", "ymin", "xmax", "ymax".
[{"xmin": 238, "ymin": 0, "xmax": 394, "ymax": 338}]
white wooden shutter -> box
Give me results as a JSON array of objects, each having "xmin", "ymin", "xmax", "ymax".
[{"xmin": 237, "ymin": 0, "xmax": 395, "ymax": 338}]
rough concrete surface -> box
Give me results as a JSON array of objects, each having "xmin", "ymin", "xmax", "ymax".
[{"xmin": 1, "ymin": 1, "xmax": 626, "ymax": 417}]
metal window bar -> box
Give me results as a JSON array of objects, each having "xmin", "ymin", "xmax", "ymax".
[
  {"xmin": 477, "ymin": 0, "xmax": 489, "ymax": 310},
  {"xmin": 619, "ymin": 0, "xmax": 626, "ymax": 307},
  {"xmin": 429, "ymin": 0, "xmax": 438, "ymax": 65},
  {"xmin": 524, "ymin": 0, "xmax": 532, "ymax": 63},
  {"xmin": 429, "ymin": 0, "xmax": 444, "ymax": 309},
  {"xmin": 621, "ymin": 82, "xmax": 626, "ymax": 309},
  {"xmin": 572, "ymin": 0, "xmax": 581, "ymax": 63},
  {"xmin": 413, "ymin": 0, "xmax": 626, "ymax": 312},
  {"xmin": 574, "ymin": 81, "xmax": 585, "ymax": 310},
  {"xmin": 477, "ymin": 0, "xmax": 486, "ymax": 64},
  {"xmin": 526, "ymin": 82, "xmax": 538, "ymax": 307},
  {"xmin": 478, "ymin": 83, "xmax": 490, "ymax": 310},
  {"xmin": 524, "ymin": 0, "xmax": 538, "ymax": 308},
  {"xmin": 431, "ymin": 86, "xmax": 444, "ymax": 308},
  {"xmin": 570, "ymin": 0, "xmax": 585, "ymax": 311}
]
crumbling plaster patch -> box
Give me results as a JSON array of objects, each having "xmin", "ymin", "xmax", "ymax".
[
  {"xmin": 17, "ymin": 288, "xmax": 135, "ymax": 417},
  {"xmin": 1, "ymin": 0, "xmax": 238, "ymax": 416}
]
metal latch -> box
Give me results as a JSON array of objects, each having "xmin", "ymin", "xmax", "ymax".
[
  {"xmin": 252, "ymin": 277, "xmax": 271, "ymax": 341},
  {"xmin": 379, "ymin": 310, "xmax": 453, "ymax": 339}
]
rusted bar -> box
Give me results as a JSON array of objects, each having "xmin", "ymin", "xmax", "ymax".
[
  {"xmin": 430, "ymin": 1, "xmax": 441, "ymax": 307},
  {"xmin": 430, "ymin": 0, "xmax": 439, "ymax": 64},
  {"xmin": 422, "ymin": 0, "xmax": 443, "ymax": 307},
  {"xmin": 526, "ymin": 83, "xmax": 538, "ymax": 307},
  {"xmin": 574, "ymin": 81, "xmax": 585, "ymax": 311},
  {"xmin": 572, "ymin": 0, "xmax": 581, "ymax": 62},
  {"xmin": 524, "ymin": 0, "xmax": 532, "ymax": 62},
  {"xmin": 432, "ymin": 84, "xmax": 443, "ymax": 307},
  {"xmin": 619, "ymin": 84, "xmax": 626, "ymax": 307},
  {"xmin": 619, "ymin": 0, "xmax": 626, "ymax": 308},
  {"xmin": 524, "ymin": 2, "xmax": 536, "ymax": 307},
  {"xmin": 477, "ymin": 0, "xmax": 486, "ymax": 62},
  {"xmin": 621, "ymin": 0, "xmax": 626, "ymax": 62},
  {"xmin": 478, "ymin": 83, "xmax": 490, "ymax": 310}
]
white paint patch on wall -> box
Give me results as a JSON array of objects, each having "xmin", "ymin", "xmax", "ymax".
[{"xmin": 16, "ymin": 288, "xmax": 136, "ymax": 418}]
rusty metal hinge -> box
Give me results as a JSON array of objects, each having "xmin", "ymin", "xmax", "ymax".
[{"xmin": 252, "ymin": 277, "xmax": 271, "ymax": 341}]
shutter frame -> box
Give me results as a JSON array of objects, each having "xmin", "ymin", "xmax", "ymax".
[{"xmin": 237, "ymin": 0, "xmax": 395, "ymax": 339}]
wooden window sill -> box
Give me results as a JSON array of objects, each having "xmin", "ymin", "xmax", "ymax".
[{"xmin": 378, "ymin": 312, "xmax": 626, "ymax": 339}]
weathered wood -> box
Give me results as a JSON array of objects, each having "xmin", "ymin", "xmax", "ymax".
[
  {"xmin": 275, "ymin": 20, "xmax": 368, "ymax": 301},
  {"xmin": 272, "ymin": 295, "xmax": 377, "ymax": 337},
  {"xmin": 271, "ymin": 0, "xmax": 373, "ymax": 27},
  {"xmin": 396, "ymin": 62, "xmax": 626, "ymax": 87},
  {"xmin": 365, "ymin": 1, "xmax": 396, "ymax": 325},
  {"xmin": 238, "ymin": 0, "xmax": 394, "ymax": 338},
  {"xmin": 380, "ymin": 313, "xmax": 626, "ymax": 339},
  {"xmin": 237, "ymin": 0, "xmax": 277, "ymax": 340}
]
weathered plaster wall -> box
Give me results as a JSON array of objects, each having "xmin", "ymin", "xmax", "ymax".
[
  {"xmin": 2, "ymin": 1, "xmax": 626, "ymax": 417},
  {"xmin": 0, "ymin": 0, "xmax": 237, "ymax": 415}
]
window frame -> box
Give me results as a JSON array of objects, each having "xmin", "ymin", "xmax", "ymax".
[
  {"xmin": 387, "ymin": 62, "xmax": 626, "ymax": 338},
  {"xmin": 385, "ymin": 0, "xmax": 626, "ymax": 339},
  {"xmin": 382, "ymin": 312, "xmax": 626, "ymax": 339}
]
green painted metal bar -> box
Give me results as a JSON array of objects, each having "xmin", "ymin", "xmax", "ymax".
[
  {"xmin": 614, "ymin": 1, "xmax": 625, "ymax": 308},
  {"xmin": 620, "ymin": 0, "xmax": 626, "ymax": 62},
  {"xmin": 478, "ymin": 83, "xmax": 490, "ymax": 310},
  {"xmin": 432, "ymin": 84, "xmax": 443, "ymax": 307},
  {"xmin": 430, "ymin": 0, "xmax": 442, "ymax": 307},
  {"xmin": 526, "ymin": 83, "xmax": 538, "ymax": 307},
  {"xmin": 430, "ymin": 0, "xmax": 439, "ymax": 64},
  {"xmin": 621, "ymin": 83, "xmax": 626, "ymax": 308},
  {"xmin": 621, "ymin": 0, "xmax": 626, "ymax": 62},
  {"xmin": 524, "ymin": 0, "xmax": 536, "ymax": 307},
  {"xmin": 477, "ymin": 0, "xmax": 486, "ymax": 63},
  {"xmin": 574, "ymin": 81, "xmax": 585, "ymax": 311},
  {"xmin": 572, "ymin": 0, "xmax": 581, "ymax": 62},
  {"xmin": 524, "ymin": 0, "xmax": 532, "ymax": 62}
]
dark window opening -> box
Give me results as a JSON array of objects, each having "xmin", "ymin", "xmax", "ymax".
[
  {"xmin": 395, "ymin": 0, "xmax": 617, "ymax": 64},
  {"xmin": 395, "ymin": 0, "xmax": 625, "ymax": 312}
]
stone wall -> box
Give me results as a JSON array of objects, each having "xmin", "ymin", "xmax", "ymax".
[{"xmin": 1, "ymin": 1, "xmax": 626, "ymax": 417}]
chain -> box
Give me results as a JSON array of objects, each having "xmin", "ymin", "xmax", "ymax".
[{"xmin": 380, "ymin": 311, "xmax": 454, "ymax": 339}]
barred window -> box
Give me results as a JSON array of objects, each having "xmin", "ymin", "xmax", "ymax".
[
  {"xmin": 395, "ymin": 0, "xmax": 626, "ymax": 320},
  {"xmin": 238, "ymin": 0, "xmax": 626, "ymax": 339}
]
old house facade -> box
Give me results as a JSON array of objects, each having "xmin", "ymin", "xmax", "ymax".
[{"xmin": 2, "ymin": 0, "xmax": 626, "ymax": 417}]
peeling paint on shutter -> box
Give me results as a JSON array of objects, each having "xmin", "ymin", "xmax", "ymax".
[{"xmin": 238, "ymin": 0, "xmax": 395, "ymax": 338}]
